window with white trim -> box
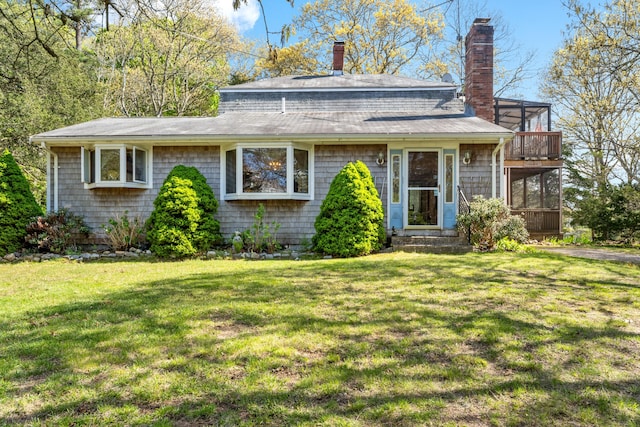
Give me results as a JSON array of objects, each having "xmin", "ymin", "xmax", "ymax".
[
  {"xmin": 223, "ymin": 143, "xmax": 312, "ymax": 200},
  {"xmin": 81, "ymin": 145, "xmax": 152, "ymax": 189}
]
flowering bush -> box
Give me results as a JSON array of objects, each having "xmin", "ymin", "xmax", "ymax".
[{"xmin": 457, "ymin": 196, "xmax": 528, "ymax": 251}]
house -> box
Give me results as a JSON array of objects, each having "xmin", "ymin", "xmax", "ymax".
[{"xmin": 30, "ymin": 18, "xmax": 561, "ymax": 247}]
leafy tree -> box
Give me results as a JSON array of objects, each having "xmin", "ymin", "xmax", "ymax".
[
  {"xmin": 0, "ymin": 149, "xmax": 43, "ymax": 256},
  {"xmin": 543, "ymin": 4, "xmax": 640, "ymax": 189},
  {"xmin": 543, "ymin": 0, "xmax": 640, "ymax": 239},
  {"xmin": 0, "ymin": 0, "xmax": 95, "ymax": 56},
  {"xmin": 147, "ymin": 165, "xmax": 222, "ymax": 258},
  {"xmin": 0, "ymin": 1, "xmax": 106, "ymax": 204},
  {"xmin": 254, "ymin": 41, "xmax": 320, "ymax": 78},
  {"xmin": 255, "ymin": 0, "xmax": 445, "ymax": 77},
  {"xmin": 93, "ymin": 1, "xmax": 238, "ymax": 117},
  {"xmin": 571, "ymin": 182, "xmax": 640, "ymax": 241},
  {"xmin": 313, "ymin": 160, "xmax": 384, "ymax": 257}
]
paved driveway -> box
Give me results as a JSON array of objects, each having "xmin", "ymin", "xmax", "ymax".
[{"xmin": 536, "ymin": 246, "xmax": 640, "ymax": 264}]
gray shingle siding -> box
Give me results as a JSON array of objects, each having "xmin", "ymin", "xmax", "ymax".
[
  {"xmin": 459, "ymin": 143, "xmax": 502, "ymax": 200},
  {"xmin": 53, "ymin": 144, "xmax": 387, "ymax": 246},
  {"xmin": 220, "ymin": 89, "xmax": 460, "ymax": 114}
]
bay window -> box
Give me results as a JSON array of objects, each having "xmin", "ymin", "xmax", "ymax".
[
  {"xmin": 224, "ymin": 143, "xmax": 312, "ymax": 200},
  {"xmin": 82, "ymin": 145, "xmax": 151, "ymax": 189}
]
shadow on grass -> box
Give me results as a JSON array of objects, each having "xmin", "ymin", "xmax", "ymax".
[{"xmin": 1, "ymin": 254, "xmax": 639, "ymax": 426}]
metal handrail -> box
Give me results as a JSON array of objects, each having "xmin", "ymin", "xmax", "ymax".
[{"xmin": 457, "ymin": 185, "xmax": 471, "ymax": 244}]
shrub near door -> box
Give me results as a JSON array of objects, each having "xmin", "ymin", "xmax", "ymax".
[{"xmin": 313, "ymin": 161, "xmax": 385, "ymax": 257}]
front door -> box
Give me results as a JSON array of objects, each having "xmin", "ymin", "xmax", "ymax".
[{"xmin": 406, "ymin": 151, "xmax": 440, "ymax": 228}]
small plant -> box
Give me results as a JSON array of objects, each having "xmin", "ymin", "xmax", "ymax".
[
  {"xmin": 299, "ymin": 236, "xmax": 313, "ymax": 252},
  {"xmin": 25, "ymin": 209, "xmax": 90, "ymax": 254},
  {"xmin": 231, "ymin": 231, "xmax": 244, "ymax": 253},
  {"xmin": 248, "ymin": 204, "xmax": 281, "ymax": 253},
  {"xmin": 561, "ymin": 231, "xmax": 592, "ymax": 245},
  {"xmin": 103, "ymin": 211, "xmax": 145, "ymax": 251},
  {"xmin": 495, "ymin": 237, "xmax": 533, "ymax": 253},
  {"xmin": 456, "ymin": 196, "xmax": 529, "ymax": 251}
]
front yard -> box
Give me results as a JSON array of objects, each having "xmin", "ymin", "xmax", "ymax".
[{"xmin": 1, "ymin": 251, "xmax": 639, "ymax": 426}]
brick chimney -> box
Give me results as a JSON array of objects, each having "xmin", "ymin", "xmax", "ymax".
[
  {"xmin": 465, "ymin": 18, "xmax": 494, "ymax": 123},
  {"xmin": 332, "ymin": 41, "xmax": 345, "ymax": 76}
]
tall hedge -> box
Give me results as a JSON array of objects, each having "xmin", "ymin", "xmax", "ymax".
[
  {"xmin": 147, "ymin": 165, "xmax": 222, "ymax": 258},
  {"xmin": 313, "ymin": 160, "xmax": 385, "ymax": 257},
  {"xmin": 0, "ymin": 149, "xmax": 43, "ymax": 255}
]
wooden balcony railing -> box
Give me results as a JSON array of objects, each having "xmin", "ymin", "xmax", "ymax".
[
  {"xmin": 506, "ymin": 132, "xmax": 562, "ymax": 160},
  {"xmin": 511, "ymin": 209, "xmax": 561, "ymax": 235}
]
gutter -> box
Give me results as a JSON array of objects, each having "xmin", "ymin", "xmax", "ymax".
[
  {"xmin": 30, "ymin": 132, "xmax": 515, "ymax": 146},
  {"xmin": 491, "ymin": 137, "xmax": 507, "ymax": 199}
]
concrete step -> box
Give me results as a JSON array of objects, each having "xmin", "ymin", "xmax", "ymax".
[{"xmin": 391, "ymin": 234, "xmax": 472, "ymax": 254}]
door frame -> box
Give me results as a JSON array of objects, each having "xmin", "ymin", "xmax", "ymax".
[{"xmin": 403, "ymin": 148, "xmax": 443, "ymax": 230}]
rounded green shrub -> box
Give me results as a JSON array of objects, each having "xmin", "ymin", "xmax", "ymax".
[
  {"xmin": 0, "ymin": 149, "xmax": 43, "ymax": 256},
  {"xmin": 147, "ymin": 165, "xmax": 222, "ymax": 258},
  {"xmin": 457, "ymin": 195, "xmax": 529, "ymax": 251},
  {"xmin": 313, "ymin": 160, "xmax": 385, "ymax": 257}
]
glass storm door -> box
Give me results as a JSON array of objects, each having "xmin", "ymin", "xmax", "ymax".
[{"xmin": 407, "ymin": 151, "xmax": 440, "ymax": 227}]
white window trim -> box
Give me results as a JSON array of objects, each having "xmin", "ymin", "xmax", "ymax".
[
  {"xmin": 222, "ymin": 142, "xmax": 314, "ymax": 201},
  {"xmin": 81, "ymin": 144, "xmax": 153, "ymax": 189}
]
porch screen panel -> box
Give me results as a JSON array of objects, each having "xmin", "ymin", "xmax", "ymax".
[
  {"xmin": 525, "ymin": 175, "xmax": 542, "ymax": 208},
  {"xmin": 543, "ymin": 170, "xmax": 560, "ymax": 209},
  {"xmin": 511, "ymin": 178, "xmax": 525, "ymax": 208}
]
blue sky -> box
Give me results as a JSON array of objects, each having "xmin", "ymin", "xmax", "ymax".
[{"xmin": 215, "ymin": 0, "xmax": 575, "ymax": 101}]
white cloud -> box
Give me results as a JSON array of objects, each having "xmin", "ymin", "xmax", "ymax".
[{"xmin": 211, "ymin": 0, "xmax": 260, "ymax": 33}]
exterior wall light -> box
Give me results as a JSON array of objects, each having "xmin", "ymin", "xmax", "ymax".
[
  {"xmin": 376, "ymin": 151, "xmax": 386, "ymax": 166},
  {"xmin": 463, "ymin": 150, "xmax": 472, "ymax": 165}
]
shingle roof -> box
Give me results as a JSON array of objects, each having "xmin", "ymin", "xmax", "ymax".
[{"xmin": 31, "ymin": 111, "xmax": 513, "ymax": 144}]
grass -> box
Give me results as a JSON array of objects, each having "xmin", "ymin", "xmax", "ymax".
[{"xmin": 1, "ymin": 251, "xmax": 639, "ymax": 426}]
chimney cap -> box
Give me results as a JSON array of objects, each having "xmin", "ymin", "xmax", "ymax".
[{"xmin": 473, "ymin": 17, "xmax": 491, "ymax": 25}]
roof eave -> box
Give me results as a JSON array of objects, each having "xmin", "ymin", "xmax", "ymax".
[{"xmin": 32, "ymin": 131, "xmax": 514, "ymax": 146}]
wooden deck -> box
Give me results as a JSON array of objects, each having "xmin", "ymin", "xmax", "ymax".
[{"xmin": 506, "ymin": 132, "xmax": 562, "ymax": 160}]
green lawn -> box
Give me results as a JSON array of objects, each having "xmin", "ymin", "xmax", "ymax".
[{"xmin": 1, "ymin": 251, "xmax": 639, "ymax": 426}]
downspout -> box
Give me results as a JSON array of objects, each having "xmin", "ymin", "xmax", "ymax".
[
  {"xmin": 39, "ymin": 142, "xmax": 58, "ymax": 212},
  {"xmin": 491, "ymin": 137, "xmax": 506, "ymax": 199}
]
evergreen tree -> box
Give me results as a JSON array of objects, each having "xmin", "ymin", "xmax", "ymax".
[
  {"xmin": 0, "ymin": 149, "xmax": 43, "ymax": 255},
  {"xmin": 313, "ymin": 161, "xmax": 385, "ymax": 257},
  {"xmin": 147, "ymin": 165, "xmax": 222, "ymax": 258}
]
